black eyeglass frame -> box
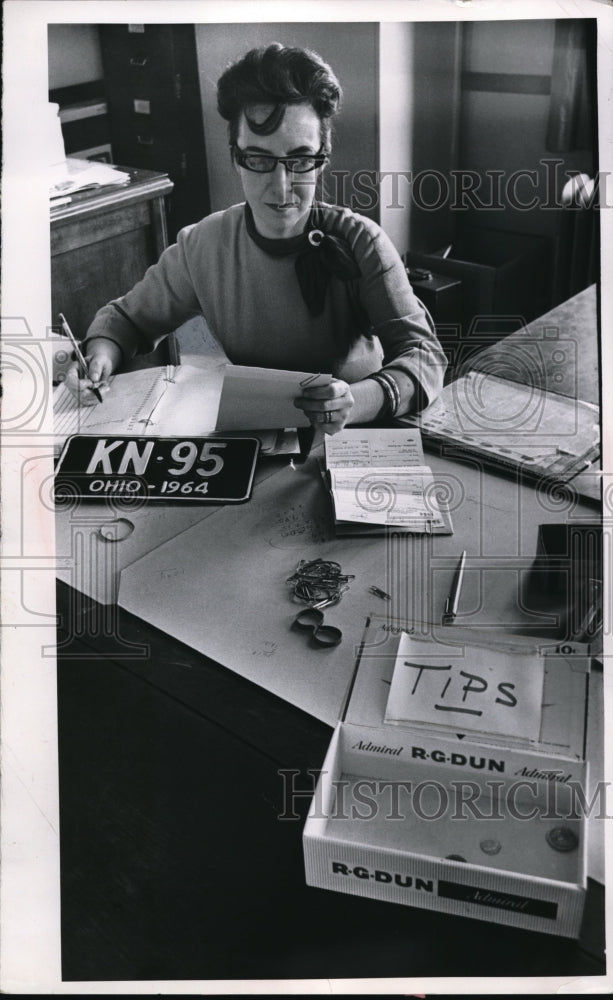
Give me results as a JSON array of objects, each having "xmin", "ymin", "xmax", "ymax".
[{"xmin": 231, "ymin": 144, "xmax": 329, "ymax": 174}]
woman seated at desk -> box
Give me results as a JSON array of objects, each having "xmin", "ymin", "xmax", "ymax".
[{"xmin": 69, "ymin": 43, "xmax": 446, "ymax": 433}]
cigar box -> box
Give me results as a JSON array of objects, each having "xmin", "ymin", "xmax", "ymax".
[{"xmin": 303, "ymin": 616, "xmax": 591, "ymax": 937}]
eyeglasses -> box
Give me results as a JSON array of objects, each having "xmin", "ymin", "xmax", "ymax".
[{"xmin": 232, "ymin": 145, "xmax": 328, "ymax": 174}]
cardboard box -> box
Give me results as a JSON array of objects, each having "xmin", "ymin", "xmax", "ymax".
[{"xmin": 304, "ymin": 618, "xmax": 590, "ymax": 937}]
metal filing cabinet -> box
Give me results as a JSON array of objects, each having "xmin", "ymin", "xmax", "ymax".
[{"xmin": 99, "ymin": 23, "xmax": 210, "ymax": 241}]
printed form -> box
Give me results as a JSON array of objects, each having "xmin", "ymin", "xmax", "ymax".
[{"xmin": 324, "ymin": 428, "xmax": 452, "ymax": 534}]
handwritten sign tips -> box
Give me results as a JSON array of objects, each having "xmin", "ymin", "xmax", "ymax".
[{"xmin": 385, "ymin": 635, "xmax": 545, "ymax": 742}]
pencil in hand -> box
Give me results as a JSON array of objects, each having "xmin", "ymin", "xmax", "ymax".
[{"xmin": 58, "ymin": 312, "xmax": 104, "ymax": 403}]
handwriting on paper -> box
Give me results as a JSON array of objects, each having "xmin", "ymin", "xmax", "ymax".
[
  {"xmin": 325, "ymin": 428, "xmax": 425, "ymax": 469},
  {"xmin": 252, "ymin": 641, "xmax": 278, "ymax": 658},
  {"xmin": 401, "ymin": 660, "xmax": 517, "ymax": 712},
  {"xmin": 385, "ymin": 634, "xmax": 545, "ymax": 741},
  {"xmin": 270, "ymin": 503, "xmax": 330, "ymax": 547},
  {"xmin": 159, "ymin": 567, "xmax": 185, "ymax": 580}
]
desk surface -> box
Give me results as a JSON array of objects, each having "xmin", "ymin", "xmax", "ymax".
[{"xmin": 55, "ymin": 294, "xmax": 605, "ymax": 982}]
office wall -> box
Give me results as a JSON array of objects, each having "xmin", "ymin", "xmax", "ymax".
[
  {"xmin": 194, "ymin": 23, "xmax": 379, "ymax": 219},
  {"xmin": 378, "ymin": 23, "xmax": 413, "ymax": 256},
  {"xmin": 458, "ymin": 19, "xmax": 595, "ymax": 241},
  {"xmin": 404, "ymin": 22, "xmax": 462, "ymax": 254},
  {"xmin": 48, "ymin": 24, "xmax": 103, "ymax": 89},
  {"xmin": 49, "ymin": 21, "xmax": 595, "ymax": 258}
]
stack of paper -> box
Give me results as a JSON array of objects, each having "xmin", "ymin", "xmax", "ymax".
[
  {"xmin": 323, "ymin": 428, "xmax": 453, "ymax": 535},
  {"xmin": 50, "ymin": 156, "xmax": 131, "ymax": 200},
  {"xmin": 401, "ymin": 371, "xmax": 600, "ymax": 484}
]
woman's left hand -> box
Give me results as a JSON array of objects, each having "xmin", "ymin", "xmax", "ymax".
[{"xmin": 294, "ymin": 378, "xmax": 354, "ymax": 434}]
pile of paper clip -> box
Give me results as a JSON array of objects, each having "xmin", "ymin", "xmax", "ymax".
[{"xmin": 286, "ymin": 558, "xmax": 354, "ymax": 609}]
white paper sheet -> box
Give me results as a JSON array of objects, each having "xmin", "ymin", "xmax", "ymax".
[
  {"xmin": 325, "ymin": 427, "xmax": 425, "ymax": 468},
  {"xmin": 215, "ymin": 365, "xmax": 331, "ymax": 430},
  {"xmin": 49, "ymin": 156, "xmax": 130, "ymax": 197},
  {"xmin": 118, "ymin": 455, "xmax": 412, "ymax": 725},
  {"xmin": 329, "ymin": 466, "xmax": 448, "ymax": 529},
  {"xmin": 116, "ymin": 447, "xmax": 591, "ymax": 724},
  {"xmin": 385, "ymin": 632, "xmax": 546, "ymax": 742},
  {"xmin": 53, "ymin": 364, "xmax": 223, "ymax": 450}
]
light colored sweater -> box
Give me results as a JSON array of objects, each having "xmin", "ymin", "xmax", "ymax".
[{"xmin": 85, "ymin": 202, "xmax": 446, "ymax": 414}]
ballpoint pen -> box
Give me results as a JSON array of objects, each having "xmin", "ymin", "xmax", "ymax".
[
  {"xmin": 58, "ymin": 312, "xmax": 104, "ymax": 403},
  {"xmin": 444, "ymin": 550, "xmax": 467, "ymax": 622}
]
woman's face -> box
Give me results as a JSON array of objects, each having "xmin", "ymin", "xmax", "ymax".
[{"xmin": 235, "ymin": 102, "xmax": 323, "ymax": 239}]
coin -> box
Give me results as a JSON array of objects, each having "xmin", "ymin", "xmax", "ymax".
[
  {"xmin": 480, "ymin": 838, "xmax": 502, "ymax": 856},
  {"xmin": 546, "ymin": 826, "xmax": 579, "ymax": 852}
]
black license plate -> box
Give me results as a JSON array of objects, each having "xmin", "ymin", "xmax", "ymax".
[{"xmin": 54, "ymin": 435, "xmax": 260, "ymax": 503}]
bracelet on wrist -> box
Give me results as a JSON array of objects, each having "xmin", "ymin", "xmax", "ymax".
[{"xmin": 367, "ymin": 371, "xmax": 400, "ymax": 418}]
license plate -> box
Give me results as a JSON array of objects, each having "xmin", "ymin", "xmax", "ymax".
[{"xmin": 54, "ymin": 435, "xmax": 260, "ymax": 503}]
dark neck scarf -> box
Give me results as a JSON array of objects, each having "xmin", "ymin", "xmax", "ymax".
[{"xmin": 244, "ymin": 202, "xmax": 361, "ymax": 316}]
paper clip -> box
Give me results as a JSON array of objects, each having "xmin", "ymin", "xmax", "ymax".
[{"xmin": 286, "ymin": 557, "xmax": 354, "ymax": 607}]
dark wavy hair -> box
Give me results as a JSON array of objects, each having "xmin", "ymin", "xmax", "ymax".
[{"xmin": 217, "ymin": 43, "xmax": 342, "ymax": 153}]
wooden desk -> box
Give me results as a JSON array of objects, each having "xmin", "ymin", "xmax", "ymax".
[
  {"xmin": 50, "ymin": 167, "xmax": 174, "ymax": 340},
  {"xmin": 54, "ymin": 296, "xmax": 605, "ymax": 981},
  {"xmin": 56, "ymin": 581, "xmax": 605, "ymax": 982}
]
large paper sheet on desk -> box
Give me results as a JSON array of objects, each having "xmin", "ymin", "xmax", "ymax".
[
  {"xmin": 118, "ymin": 455, "xmax": 422, "ymax": 724},
  {"xmin": 54, "ymin": 501, "xmax": 219, "ymax": 606},
  {"xmin": 117, "ymin": 450, "xmax": 600, "ymax": 724},
  {"xmin": 53, "ymin": 458, "xmax": 286, "ymax": 606}
]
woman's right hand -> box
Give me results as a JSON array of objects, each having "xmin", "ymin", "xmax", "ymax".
[{"xmin": 64, "ymin": 338, "xmax": 123, "ymax": 405}]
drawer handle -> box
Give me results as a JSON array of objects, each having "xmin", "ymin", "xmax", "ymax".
[
  {"xmin": 136, "ymin": 135, "xmax": 154, "ymax": 146},
  {"xmin": 130, "ymin": 56, "xmax": 148, "ymax": 67}
]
